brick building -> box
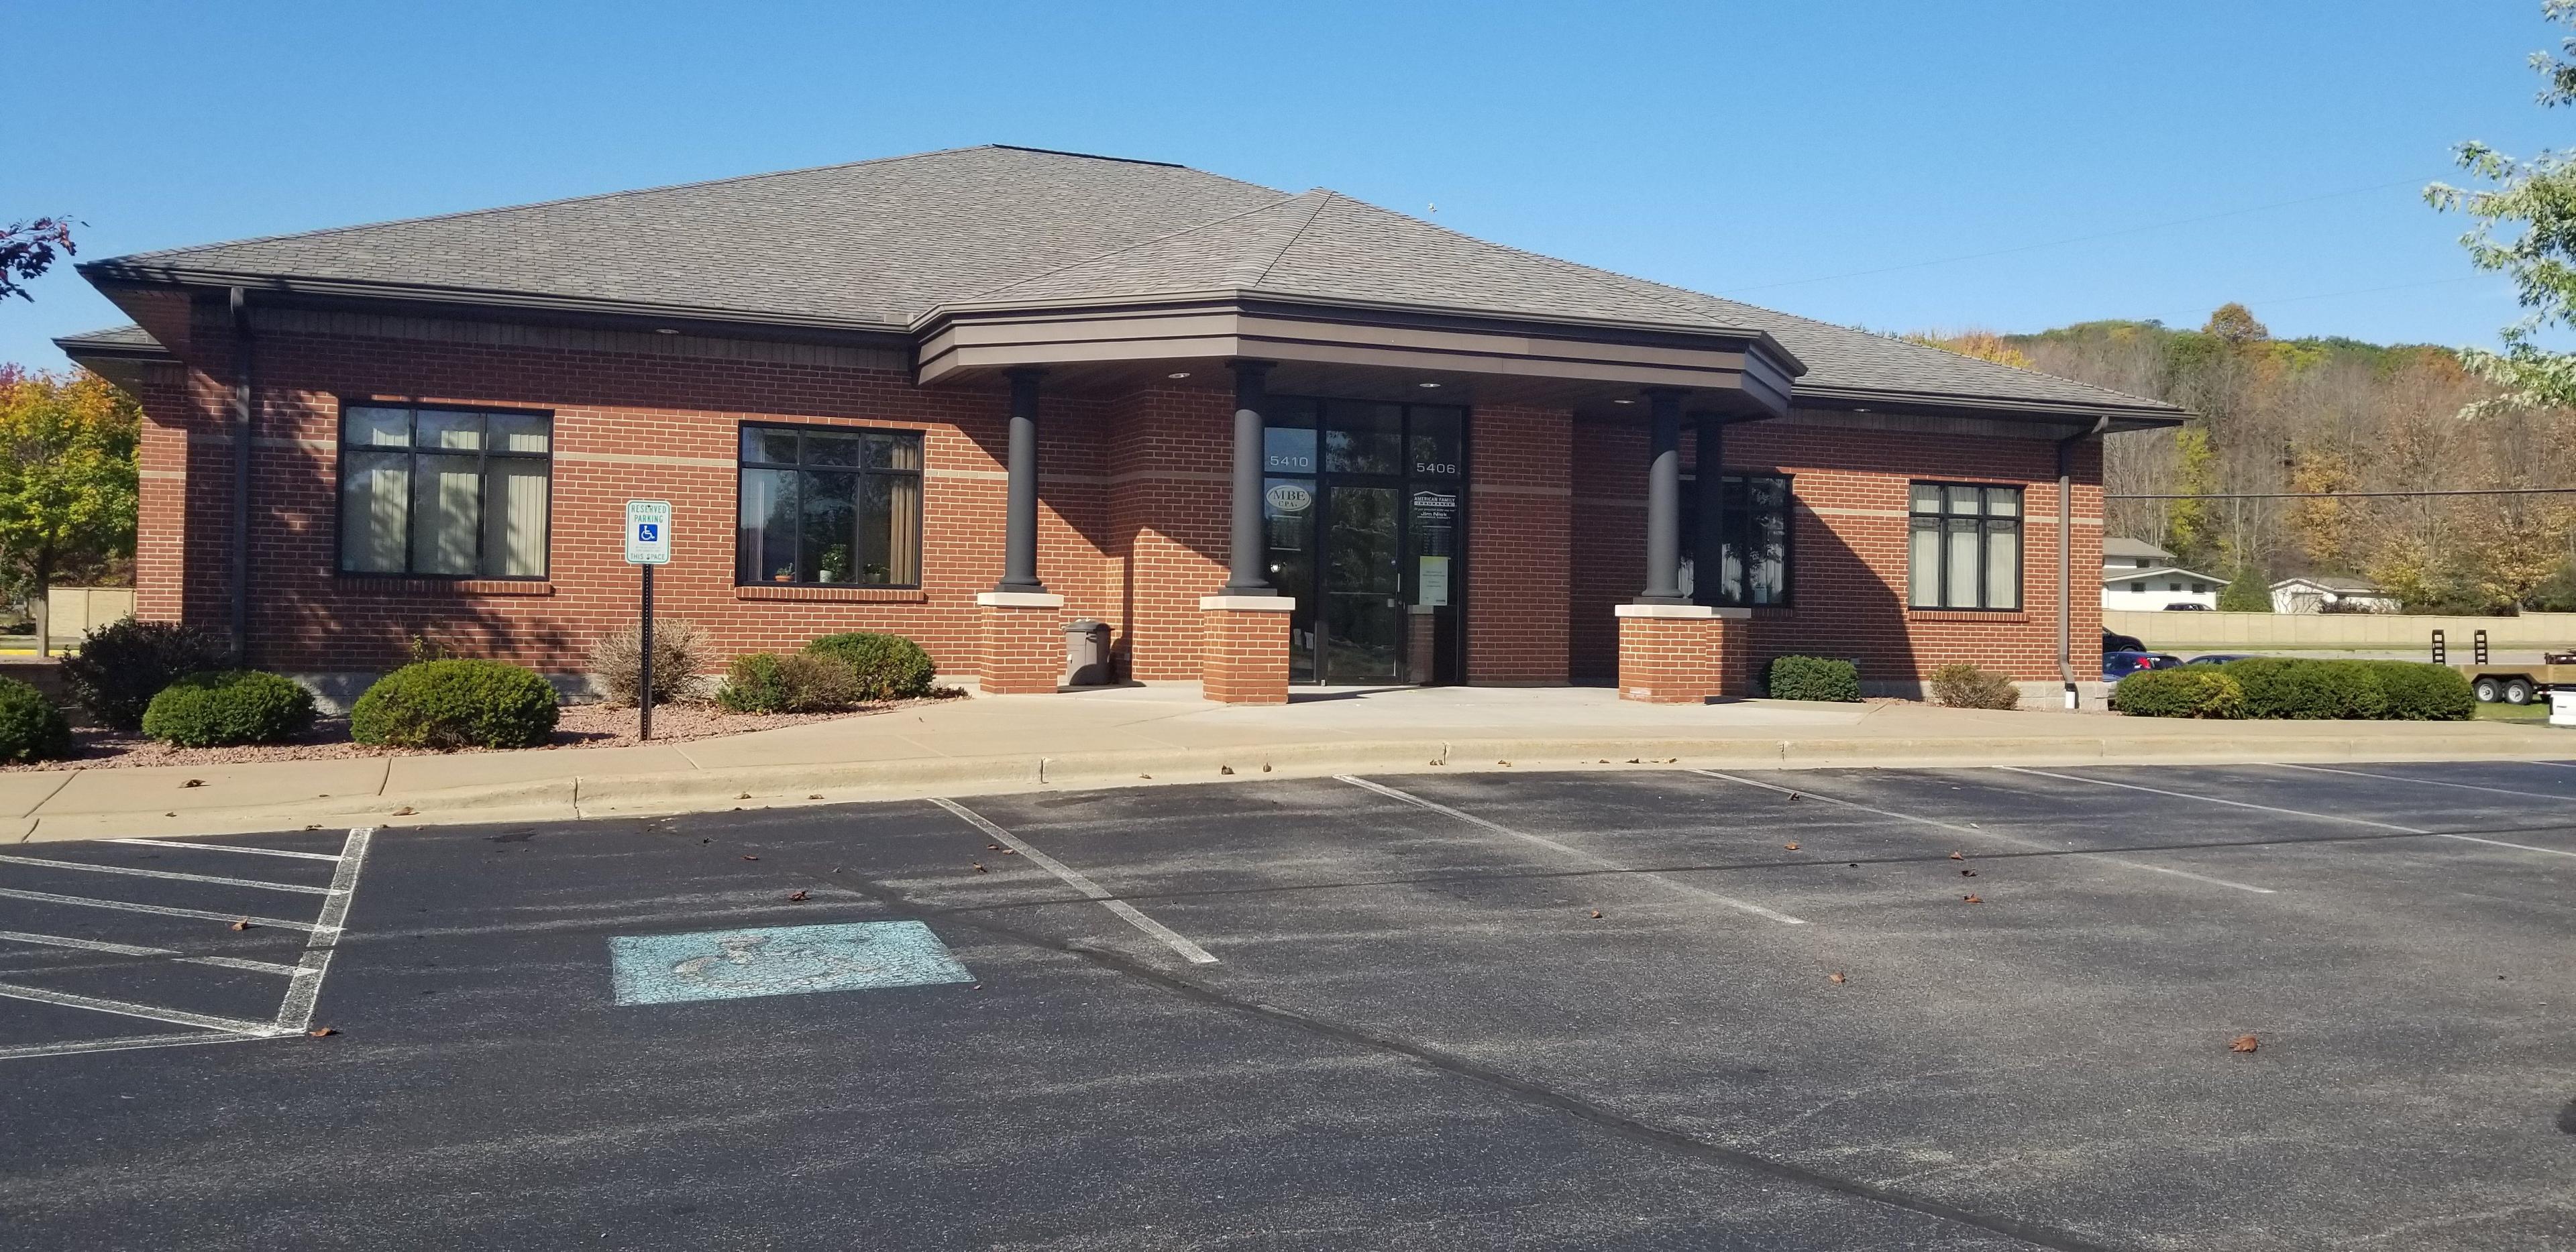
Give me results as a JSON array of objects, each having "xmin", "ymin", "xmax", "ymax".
[{"xmin": 57, "ymin": 146, "xmax": 2181, "ymax": 706}]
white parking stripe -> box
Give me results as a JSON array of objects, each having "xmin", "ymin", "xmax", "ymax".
[
  {"xmin": 927, "ymin": 801, "xmax": 1219, "ymax": 965},
  {"xmin": 1336, "ymin": 775, "xmax": 1810, "ymax": 925},
  {"xmin": 0, "ymin": 887, "xmax": 319, "ymax": 931},
  {"xmin": 0, "ymin": 854, "xmax": 333, "ymax": 895},
  {"xmin": 0, "ymin": 981, "xmax": 284, "ymax": 1035},
  {"xmin": 102, "ymin": 838, "xmax": 341, "ymax": 862},
  {"xmin": 2275, "ymin": 762, "xmax": 2576, "ymax": 803},
  {"xmin": 273, "ymin": 829, "xmax": 373, "ymax": 1033},
  {"xmin": 2002, "ymin": 766, "xmax": 2576, "ymax": 860},
  {"xmin": 1688, "ymin": 770, "xmax": 2277, "ymax": 895},
  {"xmin": 0, "ymin": 1031, "xmax": 276, "ymax": 1062},
  {"xmin": 0, "ymin": 929, "xmax": 309, "ymax": 977}
]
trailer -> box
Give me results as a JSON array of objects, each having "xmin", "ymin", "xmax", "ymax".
[{"xmin": 2432, "ymin": 628, "xmax": 2576, "ymax": 704}]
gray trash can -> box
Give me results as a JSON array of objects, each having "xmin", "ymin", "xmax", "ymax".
[{"xmin": 1063, "ymin": 618, "xmax": 1112, "ymax": 686}]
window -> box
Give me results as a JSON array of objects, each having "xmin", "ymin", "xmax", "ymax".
[
  {"xmin": 737, "ymin": 424, "xmax": 922, "ymax": 586},
  {"xmin": 339, "ymin": 404, "xmax": 551, "ymax": 577},
  {"xmin": 2131, "ymin": 581, "xmax": 2147, "ymax": 593},
  {"xmin": 1680, "ymin": 473, "xmax": 1792, "ymax": 607},
  {"xmin": 1907, "ymin": 482, "xmax": 2021, "ymax": 610}
]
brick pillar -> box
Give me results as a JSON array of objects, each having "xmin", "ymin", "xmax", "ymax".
[
  {"xmin": 1199, "ymin": 594, "xmax": 1295, "ymax": 704},
  {"xmin": 977, "ymin": 591, "xmax": 1065, "ymax": 695},
  {"xmin": 1614, "ymin": 604, "xmax": 1751, "ymax": 703}
]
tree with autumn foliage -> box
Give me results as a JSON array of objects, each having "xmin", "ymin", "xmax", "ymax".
[
  {"xmin": 0, "ymin": 218, "xmax": 76, "ymax": 302},
  {"xmin": 0, "ymin": 369, "xmax": 140, "ymax": 650}
]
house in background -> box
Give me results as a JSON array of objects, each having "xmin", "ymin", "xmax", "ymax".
[
  {"xmin": 2271, "ymin": 575, "xmax": 2400, "ymax": 614},
  {"xmin": 2098, "ymin": 537, "xmax": 2224, "ymax": 610},
  {"xmin": 54, "ymin": 145, "xmax": 2185, "ymax": 706}
]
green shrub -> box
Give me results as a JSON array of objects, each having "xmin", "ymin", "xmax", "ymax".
[
  {"xmin": 717, "ymin": 652, "xmax": 861, "ymax": 714},
  {"xmin": 802, "ymin": 632, "xmax": 935, "ymax": 701},
  {"xmin": 2364, "ymin": 661, "xmax": 2475, "ymax": 721},
  {"xmin": 1927, "ymin": 663, "xmax": 2023, "ymax": 709},
  {"xmin": 1766, "ymin": 656, "xmax": 1861, "ymax": 702},
  {"xmin": 0, "ymin": 677, "xmax": 73, "ymax": 762},
  {"xmin": 2110, "ymin": 667, "xmax": 2245, "ymax": 718},
  {"xmin": 350, "ymin": 660, "xmax": 560, "ymax": 749},
  {"xmin": 60, "ymin": 619, "xmax": 227, "ymax": 730},
  {"xmin": 2217, "ymin": 567, "xmax": 2273, "ymax": 612},
  {"xmin": 2312, "ymin": 660, "xmax": 2390, "ymax": 719},
  {"xmin": 2222, "ymin": 658, "xmax": 2339, "ymax": 719},
  {"xmin": 140, "ymin": 671, "xmax": 317, "ymax": 746}
]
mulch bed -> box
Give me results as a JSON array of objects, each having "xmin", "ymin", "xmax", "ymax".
[{"xmin": 0, "ymin": 697, "xmax": 947, "ymax": 772}]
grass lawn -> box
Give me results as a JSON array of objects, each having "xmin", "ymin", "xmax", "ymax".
[{"xmin": 2474, "ymin": 701, "xmax": 2553, "ymax": 724}]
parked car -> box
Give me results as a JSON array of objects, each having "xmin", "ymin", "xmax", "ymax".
[
  {"xmin": 2104, "ymin": 650, "xmax": 2183, "ymax": 681},
  {"xmin": 2182, "ymin": 653, "xmax": 2257, "ymax": 665},
  {"xmin": 2163, "ymin": 602, "xmax": 2213, "ymax": 611},
  {"xmin": 2102, "ymin": 628, "xmax": 2146, "ymax": 655}
]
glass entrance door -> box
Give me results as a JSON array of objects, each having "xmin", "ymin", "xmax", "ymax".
[{"xmin": 1261, "ymin": 398, "xmax": 1464, "ymax": 685}]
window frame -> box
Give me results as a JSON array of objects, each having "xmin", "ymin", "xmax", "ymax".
[
  {"xmin": 733, "ymin": 420, "xmax": 927, "ymax": 590},
  {"xmin": 334, "ymin": 400, "xmax": 555, "ymax": 581},
  {"xmin": 1907, "ymin": 480, "xmax": 2024, "ymax": 611},
  {"xmin": 1681, "ymin": 471, "xmax": 1796, "ymax": 608}
]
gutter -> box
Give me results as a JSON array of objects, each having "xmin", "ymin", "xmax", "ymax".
[{"xmin": 2057, "ymin": 416, "xmax": 2110, "ymax": 706}]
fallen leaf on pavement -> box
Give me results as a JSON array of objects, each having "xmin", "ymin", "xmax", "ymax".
[
  {"xmin": 390, "ymin": 805, "xmax": 416, "ymax": 816},
  {"xmin": 181, "ymin": 779, "xmax": 205, "ymax": 789},
  {"xmin": 2231, "ymin": 1034, "xmax": 2260, "ymax": 1054},
  {"xmin": 1827, "ymin": 972, "xmax": 1847, "ymax": 984},
  {"xmin": 786, "ymin": 890, "xmax": 809, "ymax": 902},
  {"xmin": 1948, "ymin": 851, "xmax": 1965, "ymax": 860},
  {"xmin": 740, "ymin": 854, "xmax": 759, "ymax": 861},
  {"xmin": 1220, "ymin": 765, "xmax": 1234, "ymax": 775},
  {"xmin": 1784, "ymin": 842, "xmax": 1800, "ymax": 850},
  {"xmin": 1961, "ymin": 869, "xmax": 1978, "ymax": 877},
  {"xmin": 971, "ymin": 862, "xmax": 988, "ymax": 873},
  {"xmin": 807, "ymin": 794, "xmax": 823, "ymax": 800},
  {"xmin": 1588, "ymin": 909, "xmax": 1603, "ymax": 919},
  {"xmin": 1788, "ymin": 792, "xmax": 1803, "ymax": 801},
  {"xmin": 987, "ymin": 843, "xmax": 1002, "ymax": 850},
  {"xmin": 736, "ymin": 792, "xmax": 753, "ymax": 800},
  {"xmin": 307, "ymin": 1027, "xmax": 336, "ymax": 1037},
  {"xmin": 998, "ymin": 848, "xmax": 1016, "ymax": 855},
  {"xmin": 229, "ymin": 918, "xmax": 252, "ymax": 931},
  {"xmin": 1962, "ymin": 894, "xmax": 1983, "ymax": 904}
]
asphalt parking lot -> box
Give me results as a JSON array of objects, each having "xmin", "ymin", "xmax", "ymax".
[{"xmin": 4, "ymin": 760, "xmax": 2575, "ymax": 1250}]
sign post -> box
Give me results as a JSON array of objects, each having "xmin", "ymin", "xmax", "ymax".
[{"xmin": 623, "ymin": 500, "xmax": 672, "ymax": 740}]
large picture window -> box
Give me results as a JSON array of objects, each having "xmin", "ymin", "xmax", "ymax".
[
  {"xmin": 1680, "ymin": 473, "xmax": 1792, "ymax": 607},
  {"xmin": 737, "ymin": 424, "xmax": 923, "ymax": 587},
  {"xmin": 1909, "ymin": 482, "xmax": 2021, "ymax": 610},
  {"xmin": 339, "ymin": 404, "xmax": 551, "ymax": 578}
]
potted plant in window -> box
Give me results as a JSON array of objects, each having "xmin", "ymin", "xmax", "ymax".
[{"xmin": 817, "ymin": 544, "xmax": 851, "ymax": 583}]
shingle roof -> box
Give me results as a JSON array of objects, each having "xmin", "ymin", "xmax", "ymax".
[
  {"xmin": 86, "ymin": 144, "xmax": 2179, "ymax": 414},
  {"xmin": 2102, "ymin": 536, "xmax": 2176, "ymax": 561}
]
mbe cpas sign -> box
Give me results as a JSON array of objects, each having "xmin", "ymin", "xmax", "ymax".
[{"xmin": 625, "ymin": 500, "xmax": 672, "ymax": 565}]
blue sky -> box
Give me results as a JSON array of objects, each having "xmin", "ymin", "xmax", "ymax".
[{"xmin": 5, "ymin": 1, "xmax": 2567, "ymax": 369}]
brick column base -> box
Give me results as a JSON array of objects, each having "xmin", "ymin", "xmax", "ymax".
[
  {"xmin": 1615, "ymin": 604, "xmax": 1752, "ymax": 703},
  {"xmin": 976, "ymin": 591, "xmax": 1065, "ymax": 695},
  {"xmin": 1199, "ymin": 594, "xmax": 1297, "ymax": 704}
]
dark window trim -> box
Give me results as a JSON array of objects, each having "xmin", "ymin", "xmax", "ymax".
[
  {"xmin": 1907, "ymin": 479, "xmax": 2024, "ymax": 612},
  {"xmin": 733, "ymin": 420, "xmax": 926, "ymax": 590},
  {"xmin": 1682, "ymin": 470, "xmax": 1796, "ymax": 609},
  {"xmin": 333, "ymin": 399, "xmax": 555, "ymax": 581}
]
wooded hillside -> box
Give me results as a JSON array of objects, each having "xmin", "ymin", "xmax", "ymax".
[{"xmin": 1913, "ymin": 306, "xmax": 2576, "ymax": 612}]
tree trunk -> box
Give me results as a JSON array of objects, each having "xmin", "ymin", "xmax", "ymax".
[{"xmin": 32, "ymin": 550, "xmax": 52, "ymax": 659}]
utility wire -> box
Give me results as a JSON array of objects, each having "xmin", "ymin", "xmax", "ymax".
[
  {"xmin": 2109, "ymin": 488, "xmax": 2576, "ymax": 500},
  {"xmin": 1721, "ymin": 175, "xmax": 2438, "ymax": 296}
]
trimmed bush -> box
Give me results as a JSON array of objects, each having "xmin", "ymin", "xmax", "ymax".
[
  {"xmin": 141, "ymin": 671, "xmax": 317, "ymax": 747},
  {"xmin": 1928, "ymin": 663, "xmax": 2022, "ymax": 709},
  {"xmin": 1766, "ymin": 656, "xmax": 1861, "ymax": 703},
  {"xmin": 0, "ymin": 677, "xmax": 73, "ymax": 762},
  {"xmin": 2110, "ymin": 667, "xmax": 2245, "ymax": 718},
  {"xmin": 803, "ymin": 632, "xmax": 935, "ymax": 701},
  {"xmin": 717, "ymin": 652, "xmax": 861, "ymax": 714},
  {"xmin": 588, "ymin": 619, "xmax": 708, "ymax": 707},
  {"xmin": 60, "ymin": 619, "xmax": 226, "ymax": 730},
  {"xmin": 350, "ymin": 660, "xmax": 560, "ymax": 750},
  {"xmin": 2222, "ymin": 658, "xmax": 2338, "ymax": 720},
  {"xmin": 2367, "ymin": 661, "xmax": 2475, "ymax": 721}
]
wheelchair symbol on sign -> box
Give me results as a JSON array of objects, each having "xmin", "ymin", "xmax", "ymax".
[{"xmin": 636, "ymin": 523, "xmax": 659, "ymax": 543}]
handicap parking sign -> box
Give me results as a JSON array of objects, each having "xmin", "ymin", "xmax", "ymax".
[{"xmin": 624, "ymin": 500, "xmax": 671, "ymax": 565}]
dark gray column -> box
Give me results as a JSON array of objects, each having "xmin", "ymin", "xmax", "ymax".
[
  {"xmin": 1223, "ymin": 361, "xmax": 1275, "ymax": 595},
  {"xmin": 1638, "ymin": 388, "xmax": 1686, "ymax": 604},
  {"xmin": 1692, "ymin": 410, "xmax": 1726, "ymax": 606},
  {"xmin": 995, "ymin": 368, "xmax": 1046, "ymax": 593}
]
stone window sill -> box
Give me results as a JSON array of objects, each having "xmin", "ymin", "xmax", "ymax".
[
  {"xmin": 735, "ymin": 584, "xmax": 930, "ymax": 604},
  {"xmin": 1907, "ymin": 608, "xmax": 2030, "ymax": 624},
  {"xmin": 337, "ymin": 577, "xmax": 553, "ymax": 597}
]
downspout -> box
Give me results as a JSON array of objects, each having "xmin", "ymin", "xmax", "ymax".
[
  {"xmin": 229, "ymin": 287, "xmax": 252, "ymax": 664},
  {"xmin": 2056, "ymin": 415, "xmax": 2110, "ymax": 707}
]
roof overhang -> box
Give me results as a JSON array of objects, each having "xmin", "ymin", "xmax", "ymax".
[
  {"xmin": 52, "ymin": 327, "xmax": 177, "ymax": 391},
  {"xmin": 913, "ymin": 291, "xmax": 1805, "ymax": 419},
  {"xmin": 1792, "ymin": 382, "xmax": 2186, "ymax": 433},
  {"xmin": 2101, "ymin": 565, "xmax": 2228, "ymax": 585}
]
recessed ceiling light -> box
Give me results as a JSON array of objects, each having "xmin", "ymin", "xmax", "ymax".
[
  {"xmin": 1417, "ymin": 382, "xmax": 1442, "ymax": 389},
  {"xmin": 654, "ymin": 327, "xmax": 680, "ymax": 335},
  {"xmin": 1167, "ymin": 372, "xmax": 1191, "ymax": 380},
  {"xmin": 1611, "ymin": 398, "xmax": 1635, "ymax": 406}
]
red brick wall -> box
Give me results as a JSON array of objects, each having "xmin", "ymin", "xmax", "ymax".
[
  {"xmin": 1101, "ymin": 386, "xmax": 1232, "ymax": 681},
  {"xmin": 1570, "ymin": 413, "xmax": 2104, "ymax": 687},
  {"xmin": 1465, "ymin": 404, "xmax": 1572, "ymax": 683},
  {"xmin": 1200, "ymin": 604, "xmax": 1291, "ymax": 703}
]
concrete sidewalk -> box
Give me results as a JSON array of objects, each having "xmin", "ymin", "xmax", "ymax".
[{"xmin": 5, "ymin": 684, "xmax": 2567, "ymax": 843}]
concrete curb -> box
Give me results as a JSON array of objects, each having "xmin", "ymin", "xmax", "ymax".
[{"xmin": 14, "ymin": 726, "xmax": 2567, "ymax": 844}]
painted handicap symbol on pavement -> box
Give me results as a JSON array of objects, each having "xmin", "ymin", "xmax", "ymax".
[{"xmin": 608, "ymin": 921, "xmax": 972, "ymax": 1006}]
